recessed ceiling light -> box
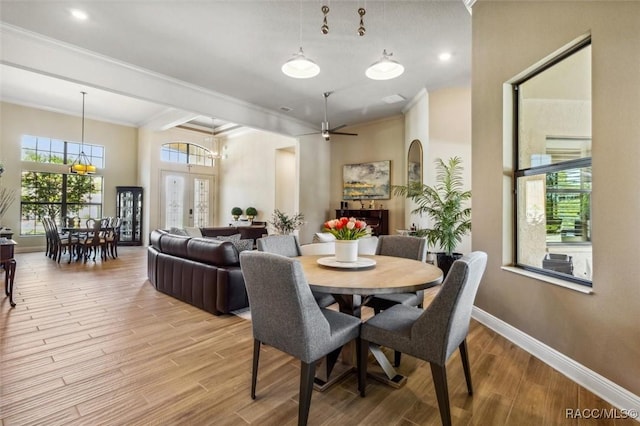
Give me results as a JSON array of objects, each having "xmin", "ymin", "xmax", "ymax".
[
  {"xmin": 439, "ymin": 52, "xmax": 452, "ymax": 62},
  {"xmin": 70, "ymin": 9, "xmax": 88, "ymax": 21}
]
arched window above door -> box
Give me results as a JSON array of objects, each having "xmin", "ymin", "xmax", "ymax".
[{"xmin": 161, "ymin": 142, "xmax": 214, "ymax": 167}]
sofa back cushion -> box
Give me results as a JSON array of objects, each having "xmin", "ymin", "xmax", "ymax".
[
  {"xmin": 159, "ymin": 232, "xmax": 191, "ymax": 257},
  {"xmin": 187, "ymin": 237, "xmax": 240, "ymax": 266},
  {"xmin": 150, "ymin": 229, "xmax": 167, "ymax": 251}
]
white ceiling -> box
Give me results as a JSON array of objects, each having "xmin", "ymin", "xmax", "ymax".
[{"xmin": 0, "ymin": 1, "xmax": 471, "ymax": 135}]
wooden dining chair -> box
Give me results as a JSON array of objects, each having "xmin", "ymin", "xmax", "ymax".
[
  {"xmin": 359, "ymin": 252, "xmax": 487, "ymax": 426},
  {"xmin": 239, "ymin": 251, "xmax": 363, "ymax": 426},
  {"xmin": 105, "ymin": 217, "xmax": 123, "ymax": 258},
  {"xmin": 79, "ymin": 219, "xmax": 107, "ymax": 262},
  {"xmin": 42, "ymin": 216, "xmax": 54, "ymax": 258},
  {"xmin": 43, "ymin": 216, "xmax": 78, "ymax": 263}
]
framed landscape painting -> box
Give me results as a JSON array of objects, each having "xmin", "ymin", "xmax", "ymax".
[{"xmin": 343, "ymin": 160, "xmax": 391, "ymax": 200}]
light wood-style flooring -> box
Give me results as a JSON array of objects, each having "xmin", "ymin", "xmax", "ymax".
[{"xmin": 1, "ymin": 248, "xmax": 633, "ymax": 425}]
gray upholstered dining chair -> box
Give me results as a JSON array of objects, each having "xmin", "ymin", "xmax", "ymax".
[
  {"xmin": 364, "ymin": 235, "xmax": 428, "ymax": 366},
  {"xmin": 239, "ymin": 251, "xmax": 363, "ymax": 426},
  {"xmin": 358, "ymin": 251, "xmax": 487, "ymax": 426},
  {"xmin": 257, "ymin": 235, "xmax": 335, "ymax": 308},
  {"xmin": 366, "ymin": 235, "xmax": 428, "ymax": 311},
  {"xmin": 256, "ymin": 234, "xmax": 302, "ymax": 257},
  {"xmin": 365, "ymin": 235, "xmax": 427, "ymax": 367}
]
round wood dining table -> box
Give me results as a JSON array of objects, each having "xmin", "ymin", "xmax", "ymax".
[
  {"xmin": 298, "ymin": 254, "xmax": 443, "ymax": 390},
  {"xmin": 298, "ymin": 254, "xmax": 443, "ymax": 299}
]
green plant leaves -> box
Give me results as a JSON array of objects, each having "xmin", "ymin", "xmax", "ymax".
[{"xmin": 392, "ymin": 156, "xmax": 471, "ymax": 255}]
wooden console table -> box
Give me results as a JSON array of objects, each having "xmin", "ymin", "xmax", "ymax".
[{"xmin": 2, "ymin": 239, "xmax": 17, "ymax": 307}]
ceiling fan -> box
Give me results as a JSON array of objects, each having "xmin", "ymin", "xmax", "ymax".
[{"xmin": 303, "ymin": 92, "xmax": 358, "ymax": 141}]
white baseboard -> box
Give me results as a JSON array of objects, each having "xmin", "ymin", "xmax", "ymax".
[{"xmin": 472, "ymin": 306, "xmax": 640, "ymax": 417}]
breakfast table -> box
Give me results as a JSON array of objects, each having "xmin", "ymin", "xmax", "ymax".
[{"xmin": 298, "ymin": 254, "xmax": 443, "ymax": 390}]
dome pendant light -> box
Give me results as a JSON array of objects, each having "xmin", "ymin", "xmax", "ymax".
[
  {"xmin": 365, "ymin": 49, "xmax": 404, "ymax": 80},
  {"xmin": 69, "ymin": 91, "xmax": 96, "ymax": 175},
  {"xmin": 282, "ymin": 47, "xmax": 320, "ymax": 79},
  {"xmin": 282, "ymin": 1, "xmax": 320, "ymax": 79}
]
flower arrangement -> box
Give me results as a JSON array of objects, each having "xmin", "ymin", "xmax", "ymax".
[
  {"xmin": 269, "ymin": 209, "xmax": 304, "ymax": 235},
  {"xmin": 323, "ymin": 217, "xmax": 369, "ymax": 240}
]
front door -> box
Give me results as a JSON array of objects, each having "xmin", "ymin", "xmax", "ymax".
[{"xmin": 160, "ymin": 170, "xmax": 215, "ymax": 229}]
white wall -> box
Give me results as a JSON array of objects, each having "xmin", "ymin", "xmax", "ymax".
[
  {"xmin": 402, "ymin": 86, "xmax": 472, "ymax": 255},
  {"xmin": 428, "ymin": 87, "xmax": 472, "ymax": 255},
  {"xmin": 298, "ymin": 134, "xmax": 331, "ymax": 244},
  {"xmin": 275, "ymin": 148, "xmax": 296, "ymax": 215},
  {"xmin": 217, "ymin": 129, "xmax": 298, "ymax": 228}
]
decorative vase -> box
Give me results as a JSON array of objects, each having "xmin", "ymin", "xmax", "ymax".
[{"xmin": 335, "ymin": 239, "xmax": 359, "ymax": 263}]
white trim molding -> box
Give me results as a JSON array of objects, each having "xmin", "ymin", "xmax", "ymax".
[
  {"xmin": 472, "ymin": 306, "xmax": 640, "ymax": 417},
  {"xmin": 462, "ymin": 0, "xmax": 476, "ymax": 15}
]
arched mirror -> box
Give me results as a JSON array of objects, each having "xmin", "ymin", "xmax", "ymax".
[{"xmin": 407, "ymin": 139, "xmax": 423, "ymax": 189}]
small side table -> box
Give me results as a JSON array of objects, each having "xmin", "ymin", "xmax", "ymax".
[{"xmin": 1, "ymin": 239, "xmax": 17, "ymax": 307}]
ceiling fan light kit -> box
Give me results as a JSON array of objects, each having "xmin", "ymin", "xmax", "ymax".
[{"xmin": 282, "ymin": 4, "xmax": 404, "ymax": 81}]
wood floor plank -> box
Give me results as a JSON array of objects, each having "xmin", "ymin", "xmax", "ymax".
[{"xmin": 1, "ymin": 248, "xmax": 630, "ymax": 425}]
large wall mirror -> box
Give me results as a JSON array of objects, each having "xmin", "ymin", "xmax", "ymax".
[{"xmin": 407, "ymin": 139, "xmax": 423, "ymax": 188}]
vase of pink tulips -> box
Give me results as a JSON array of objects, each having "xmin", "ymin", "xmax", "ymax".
[{"xmin": 323, "ymin": 217, "xmax": 369, "ymax": 262}]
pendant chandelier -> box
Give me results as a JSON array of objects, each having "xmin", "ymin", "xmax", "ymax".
[{"xmin": 69, "ymin": 91, "xmax": 96, "ymax": 175}]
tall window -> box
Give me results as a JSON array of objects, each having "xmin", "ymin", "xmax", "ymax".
[
  {"xmin": 513, "ymin": 40, "xmax": 592, "ymax": 286},
  {"xmin": 20, "ymin": 135, "xmax": 104, "ymax": 235},
  {"xmin": 161, "ymin": 142, "xmax": 214, "ymax": 167}
]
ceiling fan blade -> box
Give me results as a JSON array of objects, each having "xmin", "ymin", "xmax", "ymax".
[
  {"xmin": 329, "ymin": 131, "xmax": 358, "ymax": 136},
  {"xmin": 329, "ymin": 124, "xmax": 347, "ymax": 132},
  {"xmin": 298, "ymin": 131, "xmax": 321, "ymax": 136}
]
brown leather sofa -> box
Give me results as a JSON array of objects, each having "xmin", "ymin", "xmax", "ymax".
[{"xmin": 148, "ymin": 229, "xmax": 249, "ymax": 315}]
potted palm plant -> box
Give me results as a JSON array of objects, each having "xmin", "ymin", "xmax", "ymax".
[{"xmin": 393, "ymin": 156, "xmax": 471, "ymax": 276}]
